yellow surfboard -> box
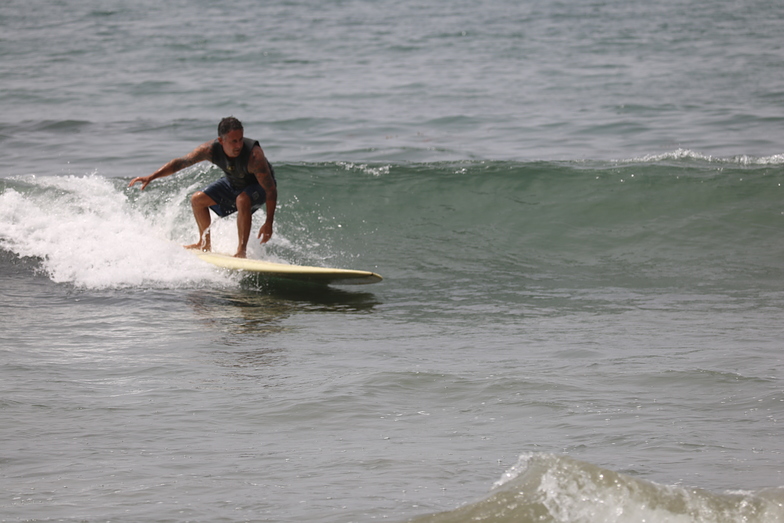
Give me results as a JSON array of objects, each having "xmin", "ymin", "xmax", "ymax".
[{"xmin": 193, "ymin": 251, "xmax": 383, "ymax": 285}]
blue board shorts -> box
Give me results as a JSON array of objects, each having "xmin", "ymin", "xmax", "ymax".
[{"xmin": 203, "ymin": 177, "xmax": 269, "ymax": 218}]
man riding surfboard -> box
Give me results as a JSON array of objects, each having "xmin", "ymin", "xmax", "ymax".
[{"xmin": 128, "ymin": 117, "xmax": 276, "ymax": 258}]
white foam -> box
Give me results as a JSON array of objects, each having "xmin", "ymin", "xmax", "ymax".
[
  {"xmin": 0, "ymin": 174, "xmax": 233, "ymax": 289},
  {"xmin": 616, "ymin": 148, "xmax": 784, "ymax": 165}
]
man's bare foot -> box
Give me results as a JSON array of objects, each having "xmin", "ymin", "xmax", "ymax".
[
  {"xmin": 233, "ymin": 249, "xmax": 247, "ymax": 258},
  {"xmin": 184, "ymin": 241, "xmax": 211, "ymax": 252}
]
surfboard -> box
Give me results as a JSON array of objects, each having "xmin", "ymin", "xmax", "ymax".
[{"xmin": 193, "ymin": 251, "xmax": 383, "ymax": 285}]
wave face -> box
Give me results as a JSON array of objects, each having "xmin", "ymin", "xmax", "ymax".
[{"xmin": 2, "ymin": 153, "xmax": 784, "ymax": 294}]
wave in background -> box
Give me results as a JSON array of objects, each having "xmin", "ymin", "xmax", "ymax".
[{"xmin": 410, "ymin": 453, "xmax": 784, "ymax": 523}]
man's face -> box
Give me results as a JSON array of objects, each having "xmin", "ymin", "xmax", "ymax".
[{"xmin": 218, "ymin": 129, "xmax": 244, "ymax": 158}]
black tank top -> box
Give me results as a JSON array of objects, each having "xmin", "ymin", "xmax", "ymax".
[{"xmin": 211, "ymin": 137, "xmax": 259, "ymax": 189}]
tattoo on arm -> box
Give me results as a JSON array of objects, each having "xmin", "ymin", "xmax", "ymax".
[
  {"xmin": 168, "ymin": 143, "xmax": 212, "ymax": 173},
  {"xmin": 169, "ymin": 157, "xmax": 193, "ymax": 172},
  {"xmin": 260, "ymin": 174, "xmax": 276, "ymax": 192},
  {"xmin": 249, "ymin": 146, "xmax": 276, "ymax": 192}
]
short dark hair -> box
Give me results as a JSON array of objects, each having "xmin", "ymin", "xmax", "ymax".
[{"xmin": 218, "ymin": 116, "xmax": 243, "ymax": 137}]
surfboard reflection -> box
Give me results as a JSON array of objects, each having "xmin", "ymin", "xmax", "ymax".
[
  {"xmin": 239, "ymin": 274, "xmax": 382, "ymax": 312},
  {"xmin": 186, "ymin": 282, "xmax": 380, "ymax": 338}
]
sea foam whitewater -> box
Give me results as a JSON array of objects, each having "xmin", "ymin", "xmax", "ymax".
[{"xmin": 1, "ymin": 0, "xmax": 783, "ymax": 522}]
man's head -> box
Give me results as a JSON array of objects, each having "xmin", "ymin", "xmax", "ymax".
[
  {"xmin": 218, "ymin": 116, "xmax": 243, "ymax": 138},
  {"xmin": 217, "ymin": 117, "xmax": 244, "ymax": 158}
]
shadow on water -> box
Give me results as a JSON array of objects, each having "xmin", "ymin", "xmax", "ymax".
[
  {"xmin": 239, "ymin": 273, "xmax": 382, "ymax": 313},
  {"xmin": 186, "ymin": 275, "xmax": 382, "ymax": 338}
]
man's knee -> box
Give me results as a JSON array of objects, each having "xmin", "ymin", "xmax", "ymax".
[
  {"xmin": 235, "ymin": 192, "xmax": 252, "ymax": 212},
  {"xmin": 192, "ymin": 191, "xmax": 216, "ymax": 208}
]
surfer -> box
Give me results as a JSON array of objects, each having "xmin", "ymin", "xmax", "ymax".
[{"xmin": 128, "ymin": 117, "xmax": 277, "ymax": 258}]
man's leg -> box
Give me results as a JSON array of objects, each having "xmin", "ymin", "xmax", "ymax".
[
  {"xmin": 186, "ymin": 191, "xmax": 217, "ymax": 251},
  {"xmin": 234, "ymin": 191, "xmax": 252, "ymax": 258}
]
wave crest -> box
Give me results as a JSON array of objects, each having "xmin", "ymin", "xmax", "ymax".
[{"xmin": 410, "ymin": 454, "xmax": 784, "ymax": 523}]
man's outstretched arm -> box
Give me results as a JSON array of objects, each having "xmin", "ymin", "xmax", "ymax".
[{"xmin": 129, "ymin": 141, "xmax": 213, "ymax": 190}]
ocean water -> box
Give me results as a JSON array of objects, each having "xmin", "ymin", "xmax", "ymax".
[{"xmin": 1, "ymin": 1, "xmax": 784, "ymax": 522}]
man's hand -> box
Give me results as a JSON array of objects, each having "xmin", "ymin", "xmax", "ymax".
[
  {"xmin": 128, "ymin": 175, "xmax": 153, "ymax": 190},
  {"xmin": 258, "ymin": 221, "xmax": 273, "ymax": 244}
]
